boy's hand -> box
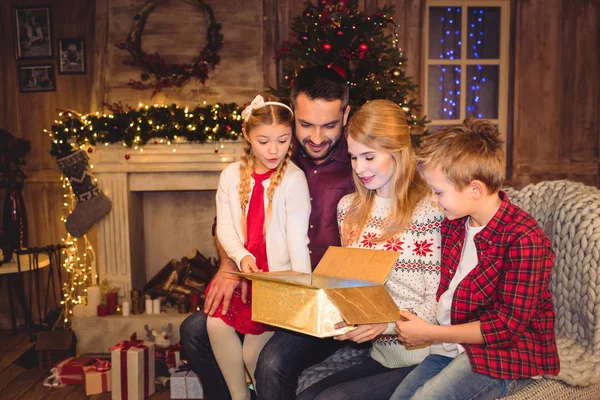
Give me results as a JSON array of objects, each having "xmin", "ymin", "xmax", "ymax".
[
  {"xmin": 241, "ymin": 256, "xmax": 260, "ymax": 273},
  {"xmin": 395, "ymin": 310, "xmax": 433, "ymax": 347},
  {"xmin": 204, "ymin": 258, "xmax": 248, "ymax": 316},
  {"xmin": 333, "ymin": 321, "xmax": 388, "ymax": 343}
]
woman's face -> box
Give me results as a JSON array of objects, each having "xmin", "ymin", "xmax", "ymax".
[{"xmin": 347, "ymin": 135, "xmax": 395, "ymax": 198}]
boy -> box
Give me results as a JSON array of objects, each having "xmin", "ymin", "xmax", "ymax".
[{"xmin": 392, "ymin": 119, "xmax": 559, "ymax": 400}]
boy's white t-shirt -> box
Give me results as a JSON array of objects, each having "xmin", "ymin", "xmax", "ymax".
[{"xmin": 430, "ymin": 217, "xmax": 485, "ymax": 358}]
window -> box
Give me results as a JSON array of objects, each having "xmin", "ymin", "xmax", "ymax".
[{"xmin": 424, "ymin": 1, "xmax": 509, "ymax": 137}]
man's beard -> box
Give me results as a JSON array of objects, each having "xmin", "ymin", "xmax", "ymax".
[{"xmin": 300, "ymin": 134, "xmax": 341, "ymax": 162}]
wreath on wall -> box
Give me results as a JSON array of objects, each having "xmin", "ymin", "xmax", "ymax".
[{"xmin": 116, "ymin": 0, "xmax": 223, "ymax": 97}]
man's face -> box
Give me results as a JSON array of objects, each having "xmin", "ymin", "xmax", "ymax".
[{"xmin": 294, "ymin": 94, "xmax": 350, "ymax": 163}]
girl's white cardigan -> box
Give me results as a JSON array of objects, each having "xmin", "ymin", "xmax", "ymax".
[{"xmin": 216, "ymin": 161, "xmax": 312, "ymax": 273}]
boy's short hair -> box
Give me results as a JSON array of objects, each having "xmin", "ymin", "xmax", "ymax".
[
  {"xmin": 417, "ymin": 119, "xmax": 505, "ymax": 192},
  {"xmin": 290, "ymin": 66, "xmax": 349, "ymax": 110}
]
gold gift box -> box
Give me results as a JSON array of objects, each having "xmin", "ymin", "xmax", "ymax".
[{"xmin": 231, "ymin": 247, "xmax": 401, "ymax": 338}]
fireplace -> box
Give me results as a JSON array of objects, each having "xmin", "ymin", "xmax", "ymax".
[{"xmin": 89, "ymin": 141, "xmax": 243, "ymax": 295}]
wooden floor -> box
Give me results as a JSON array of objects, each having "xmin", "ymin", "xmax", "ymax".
[{"xmin": 0, "ymin": 331, "xmax": 172, "ymax": 400}]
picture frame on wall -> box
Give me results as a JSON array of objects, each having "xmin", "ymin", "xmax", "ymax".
[
  {"xmin": 58, "ymin": 38, "xmax": 85, "ymax": 74},
  {"xmin": 14, "ymin": 6, "xmax": 53, "ymax": 59},
  {"xmin": 19, "ymin": 65, "xmax": 56, "ymax": 93}
]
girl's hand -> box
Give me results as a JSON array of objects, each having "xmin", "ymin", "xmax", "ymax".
[
  {"xmin": 395, "ymin": 310, "xmax": 434, "ymax": 347},
  {"xmin": 333, "ymin": 321, "xmax": 388, "ymax": 343},
  {"xmin": 241, "ymin": 256, "xmax": 260, "ymax": 273}
]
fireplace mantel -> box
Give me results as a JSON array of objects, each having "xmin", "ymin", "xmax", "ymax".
[{"xmin": 88, "ymin": 141, "xmax": 244, "ymax": 295}]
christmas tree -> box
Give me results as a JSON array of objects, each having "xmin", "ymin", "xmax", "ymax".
[{"xmin": 273, "ymin": 0, "xmax": 426, "ymax": 129}]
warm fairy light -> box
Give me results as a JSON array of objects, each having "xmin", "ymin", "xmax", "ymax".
[{"xmin": 60, "ymin": 175, "xmax": 96, "ymax": 326}]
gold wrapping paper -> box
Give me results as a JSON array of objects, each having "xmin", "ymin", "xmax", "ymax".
[
  {"xmin": 234, "ymin": 247, "xmax": 402, "ymax": 338},
  {"xmin": 251, "ymin": 280, "xmax": 355, "ymax": 337}
]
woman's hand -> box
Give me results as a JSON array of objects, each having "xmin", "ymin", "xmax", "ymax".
[
  {"xmin": 395, "ymin": 310, "xmax": 434, "ymax": 347},
  {"xmin": 333, "ymin": 321, "xmax": 388, "ymax": 343},
  {"xmin": 241, "ymin": 256, "xmax": 260, "ymax": 273}
]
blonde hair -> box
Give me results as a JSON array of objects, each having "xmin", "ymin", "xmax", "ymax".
[
  {"xmin": 343, "ymin": 100, "xmax": 429, "ymax": 244},
  {"xmin": 417, "ymin": 119, "xmax": 505, "ymax": 192},
  {"xmin": 238, "ymin": 97, "xmax": 294, "ymax": 238}
]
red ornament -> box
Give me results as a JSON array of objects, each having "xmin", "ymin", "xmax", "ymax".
[
  {"xmin": 358, "ymin": 43, "xmax": 369, "ymax": 52},
  {"xmin": 330, "ymin": 65, "xmax": 347, "ymax": 79},
  {"xmin": 214, "ymin": 147, "xmax": 219, "ymax": 153},
  {"xmin": 125, "ymin": 153, "xmax": 131, "ymax": 160},
  {"xmin": 87, "ymin": 147, "xmax": 93, "ymax": 153},
  {"xmin": 154, "ymin": 140, "xmax": 158, "ymax": 144},
  {"xmin": 225, "ymin": 125, "xmax": 232, "ymax": 131},
  {"xmin": 322, "ymin": 42, "xmax": 332, "ymax": 52}
]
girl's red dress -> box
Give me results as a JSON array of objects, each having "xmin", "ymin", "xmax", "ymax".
[{"xmin": 206, "ymin": 169, "xmax": 274, "ymax": 335}]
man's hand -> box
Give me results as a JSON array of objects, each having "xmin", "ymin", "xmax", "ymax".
[
  {"xmin": 203, "ymin": 257, "xmax": 248, "ymax": 317},
  {"xmin": 241, "ymin": 255, "xmax": 260, "ymax": 273},
  {"xmin": 333, "ymin": 321, "xmax": 388, "ymax": 343},
  {"xmin": 395, "ymin": 310, "xmax": 433, "ymax": 347}
]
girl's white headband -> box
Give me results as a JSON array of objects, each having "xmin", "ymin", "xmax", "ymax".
[{"xmin": 241, "ymin": 95, "xmax": 294, "ymax": 122}]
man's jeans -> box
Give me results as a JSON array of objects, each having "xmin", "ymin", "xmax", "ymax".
[
  {"xmin": 180, "ymin": 312, "xmax": 232, "ymax": 400},
  {"xmin": 296, "ymin": 357, "xmax": 415, "ymax": 400},
  {"xmin": 390, "ymin": 353, "xmax": 532, "ymax": 400},
  {"xmin": 180, "ymin": 312, "xmax": 344, "ymax": 400},
  {"xmin": 255, "ymin": 329, "xmax": 344, "ymax": 400}
]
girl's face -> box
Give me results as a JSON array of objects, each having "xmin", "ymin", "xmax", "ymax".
[
  {"xmin": 247, "ymin": 123, "xmax": 292, "ymax": 174},
  {"xmin": 347, "ymin": 135, "xmax": 395, "ymax": 197}
]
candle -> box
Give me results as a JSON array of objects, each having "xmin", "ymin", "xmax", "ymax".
[
  {"xmin": 178, "ymin": 301, "xmax": 190, "ymax": 314},
  {"xmin": 87, "ymin": 286, "xmax": 101, "ymax": 317},
  {"xmin": 152, "ymin": 298, "xmax": 161, "ymax": 314},
  {"xmin": 145, "ymin": 298, "xmax": 153, "ymax": 315},
  {"xmin": 190, "ymin": 294, "xmax": 200, "ymax": 311},
  {"xmin": 122, "ymin": 300, "xmax": 130, "ymax": 316},
  {"xmin": 106, "ymin": 292, "xmax": 118, "ymax": 315},
  {"xmin": 97, "ymin": 304, "xmax": 108, "ymax": 317},
  {"xmin": 73, "ymin": 304, "xmax": 87, "ymax": 318}
]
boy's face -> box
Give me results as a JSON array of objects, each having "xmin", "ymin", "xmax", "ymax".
[
  {"xmin": 422, "ymin": 167, "xmax": 474, "ymax": 220},
  {"xmin": 293, "ymin": 94, "xmax": 350, "ymax": 164}
]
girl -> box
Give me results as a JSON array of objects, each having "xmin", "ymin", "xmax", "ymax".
[
  {"xmin": 297, "ymin": 100, "xmax": 444, "ymax": 400},
  {"xmin": 207, "ymin": 94, "xmax": 312, "ymax": 400}
]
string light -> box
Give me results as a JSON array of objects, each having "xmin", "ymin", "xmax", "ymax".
[
  {"xmin": 59, "ymin": 175, "xmax": 97, "ymax": 326},
  {"xmin": 437, "ymin": 7, "xmax": 462, "ymax": 119},
  {"xmin": 467, "ymin": 8, "xmax": 487, "ymax": 118},
  {"xmin": 49, "ymin": 103, "xmax": 243, "ymax": 160}
]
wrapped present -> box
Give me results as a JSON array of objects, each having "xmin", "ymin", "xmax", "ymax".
[
  {"xmin": 53, "ymin": 356, "xmax": 95, "ymax": 385},
  {"xmin": 229, "ymin": 247, "xmax": 401, "ymax": 337},
  {"xmin": 111, "ymin": 333, "xmax": 155, "ymax": 400},
  {"xmin": 84, "ymin": 360, "xmax": 111, "ymax": 395},
  {"xmin": 170, "ymin": 369, "xmax": 203, "ymax": 399}
]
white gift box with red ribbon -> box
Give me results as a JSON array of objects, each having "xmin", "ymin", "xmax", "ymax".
[{"xmin": 111, "ymin": 333, "xmax": 155, "ymax": 400}]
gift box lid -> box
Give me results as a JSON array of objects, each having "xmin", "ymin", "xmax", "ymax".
[{"xmin": 229, "ymin": 247, "xmax": 401, "ymax": 325}]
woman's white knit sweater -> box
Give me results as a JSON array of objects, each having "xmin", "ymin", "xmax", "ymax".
[{"xmin": 337, "ymin": 194, "xmax": 443, "ymax": 368}]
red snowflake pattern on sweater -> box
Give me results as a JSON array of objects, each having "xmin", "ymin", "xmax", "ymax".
[
  {"xmin": 384, "ymin": 237, "xmax": 404, "ymax": 252},
  {"xmin": 413, "ymin": 239, "xmax": 434, "ymax": 257},
  {"xmin": 360, "ymin": 232, "xmax": 378, "ymax": 248}
]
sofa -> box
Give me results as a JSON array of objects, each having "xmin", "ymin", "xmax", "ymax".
[{"xmin": 298, "ymin": 180, "xmax": 600, "ymax": 399}]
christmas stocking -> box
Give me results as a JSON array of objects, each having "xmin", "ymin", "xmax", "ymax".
[{"xmin": 56, "ymin": 150, "xmax": 112, "ymax": 237}]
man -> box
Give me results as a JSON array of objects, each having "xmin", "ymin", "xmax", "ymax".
[{"xmin": 180, "ymin": 66, "xmax": 355, "ymax": 400}]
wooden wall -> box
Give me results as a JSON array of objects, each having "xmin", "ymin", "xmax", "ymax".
[
  {"xmin": 0, "ymin": 0, "xmax": 97, "ymax": 328},
  {"xmin": 0, "ymin": 0, "xmax": 598, "ymax": 326}
]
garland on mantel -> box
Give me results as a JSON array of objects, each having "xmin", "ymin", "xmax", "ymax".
[
  {"xmin": 48, "ymin": 102, "xmax": 242, "ymax": 160},
  {"xmin": 116, "ymin": 0, "xmax": 224, "ymax": 96}
]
